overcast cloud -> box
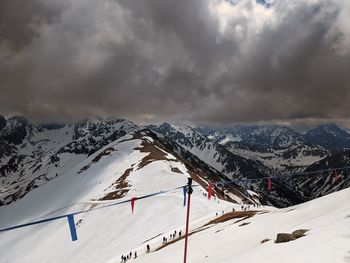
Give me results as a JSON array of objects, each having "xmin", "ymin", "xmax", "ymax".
[{"xmin": 0, "ymin": 0, "xmax": 349, "ymax": 125}]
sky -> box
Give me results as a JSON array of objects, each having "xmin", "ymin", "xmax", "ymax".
[{"xmin": 0, "ymin": 0, "xmax": 350, "ymax": 127}]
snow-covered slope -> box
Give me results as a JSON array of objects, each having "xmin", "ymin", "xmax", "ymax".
[
  {"xmin": 2, "ymin": 128, "xmax": 349, "ymax": 263},
  {"xmin": 0, "ymin": 116, "xmax": 139, "ymax": 205},
  {"xmin": 0, "ymin": 130, "xmax": 237, "ymax": 263},
  {"xmin": 1, "ymin": 120, "xmax": 350, "ymax": 262},
  {"xmin": 137, "ymin": 188, "xmax": 350, "ymax": 263}
]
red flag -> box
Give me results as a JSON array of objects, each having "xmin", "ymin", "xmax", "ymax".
[
  {"xmin": 267, "ymin": 177, "xmax": 271, "ymax": 192},
  {"xmin": 208, "ymin": 182, "xmax": 213, "ymax": 200},
  {"xmin": 131, "ymin": 197, "xmax": 137, "ymax": 214}
]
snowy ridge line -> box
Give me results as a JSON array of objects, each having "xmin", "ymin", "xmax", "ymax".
[
  {"xmin": 217, "ymin": 165, "xmax": 350, "ymax": 186},
  {"xmin": 0, "ymin": 184, "xmax": 200, "ymax": 233}
]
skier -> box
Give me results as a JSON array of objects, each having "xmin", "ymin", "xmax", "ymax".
[
  {"xmin": 123, "ymin": 256, "xmax": 126, "ymax": 262},
  {"xmin": 179, "ymin": 230, "xmax": 182, "ymax": 238},
  {"xmin": 129, "ymin": 252, "xmax": 132, "ymax": 258},
  {"xmin": 146, "ymin": 244, "xmax": 150, "ymax": 253},
  {"xmin": 121, "ymin": 255, "xmax": 123, "ymax": 262},
  {"xmin": 134, "ymin": 251, "xmax": 137, "ymax": 259}
]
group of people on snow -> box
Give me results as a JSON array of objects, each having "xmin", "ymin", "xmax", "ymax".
[
  {"xmin": 120, "ymin": 251, "xmax": 137, "ymax": 262},
  {"xmin": 163, "ymin": 230, "xmax": 182, "ymax": 244},
  {"xmin": 120, "ymin": 244, "xmax": 150, "ymax": 262},
  {"xmin": 240, "ymin": 203, "xmax": 262, "ymax": 211}
]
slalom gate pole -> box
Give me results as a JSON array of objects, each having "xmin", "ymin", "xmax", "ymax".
[{"xmin": 183, "ymin": 177, "xmax": 193, "ymax": 263}]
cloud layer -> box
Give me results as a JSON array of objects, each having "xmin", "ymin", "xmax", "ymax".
[{"xmin": 0, "ymin": 0, "xmax": 349, "ymax": 124}]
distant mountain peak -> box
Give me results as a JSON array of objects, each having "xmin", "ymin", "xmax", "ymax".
[{"xmin": 305, "ymin": 124, "xmax": 350, "ymax": 150}]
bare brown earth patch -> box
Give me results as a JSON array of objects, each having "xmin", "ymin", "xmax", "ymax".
[
  {"xmin": 261, "ymin": 238, "xmax": 271, "ymax": 244},
  {"xmin": 79, "ymin": 147, "xmax": 115, "ymax": 173},
  {"xmin": 171, "ymin": 167, "xmax": 183, "ymax": 174},
  {"xmin": 99, "ymin": 168, "xmax": 133, "ymax": 201},
  {"xmin": 204, "ymin": 211, "xmax": 257, "ymax": 227},
  {"xmin": 136, "ymin": 140, "xmax": 178, "ymax": 170}
]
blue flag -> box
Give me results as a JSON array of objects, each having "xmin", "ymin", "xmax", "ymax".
[
  {"xmin": 67, "ymin": 214, "xmax": 78, "ymax": 241},
  {"xmin": 183, "ymin": 186, "xmax": 187, "ymax": 206}
]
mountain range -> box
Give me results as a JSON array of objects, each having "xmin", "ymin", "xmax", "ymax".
[
  {"xmin": 1, "ymin": 115, "xmax": 350, "ymax": 208},
  {"xmin": 1, "ymin": 115, "xmax": 350, "ymax": 262}
]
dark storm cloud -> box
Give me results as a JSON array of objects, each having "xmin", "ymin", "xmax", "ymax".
[
  {"xmin": 0, "ymin": 0, "xmax": 350, "ymax": 125},
  {"xmin": 0, "ymin": 0, "xmax": 64, "ymax": 49}
]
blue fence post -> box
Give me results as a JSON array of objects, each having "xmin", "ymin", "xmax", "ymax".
[{"xmin": 67, "ymin": 214, "xmax": 78, "ymax": 241}]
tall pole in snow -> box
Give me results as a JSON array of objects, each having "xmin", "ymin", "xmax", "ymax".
[{"xmin": 183, "ymin": 177, "xmax": 193, "ymax": 263}]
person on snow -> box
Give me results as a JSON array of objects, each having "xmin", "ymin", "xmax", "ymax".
[
  {"xmin": 123, "ymin": 256, "xmax": 126, "ymax": 262},
  {"xmin": 129, "ymin": 252, "xmax": 132, "ymax": 258},
  {"xmin": 146, "ymin": 244, "xmax": 150, "ymax": 253},
  {"xmin": 179, "ymin": 230, "xmax": 182, "ymax": 238},
  {"xmin": 134, "ymin": 251, "xmax": 137, "ymax": 259}
]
